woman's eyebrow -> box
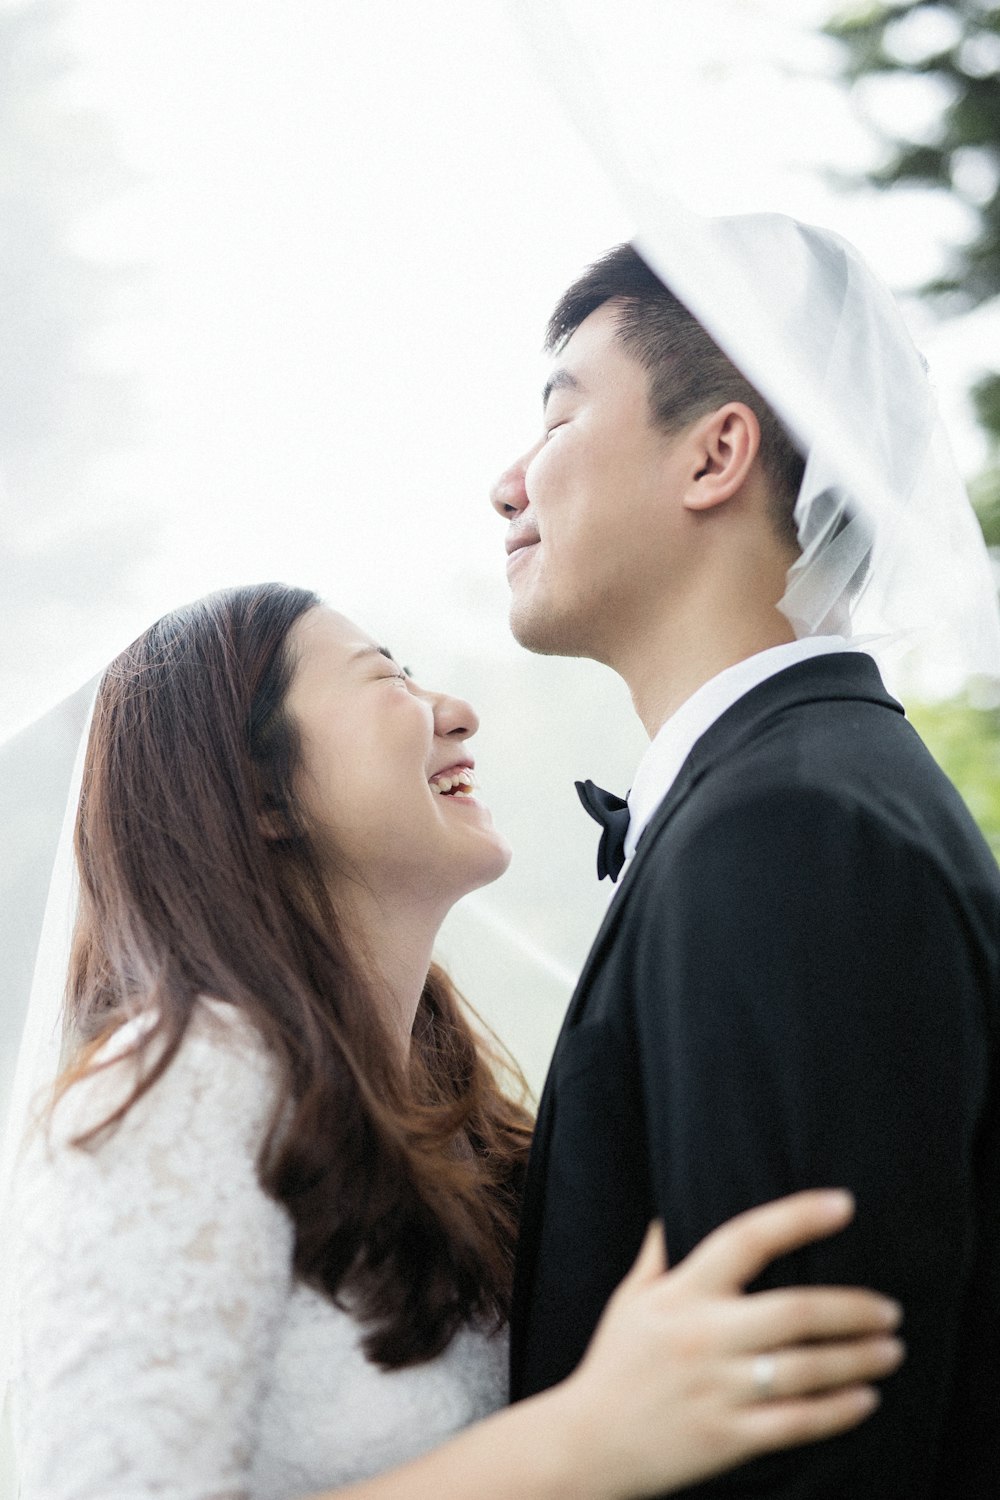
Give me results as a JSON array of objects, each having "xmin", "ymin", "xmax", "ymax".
[
  {"xmin": 350, "ymin": 644, "xmax": 412, "ymax": 677},
  {"xmin": 350, "ymin": 644, "xmax": 396, "ymax": 664}
]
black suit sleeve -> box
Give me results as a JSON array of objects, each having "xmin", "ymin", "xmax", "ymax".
[{"xmin": 632, "ymin": 784, "xmax": 989, "ymax": 1498}]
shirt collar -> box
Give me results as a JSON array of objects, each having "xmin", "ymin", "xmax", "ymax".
[{"xmin": 623, "ymin": 636, "xmax": 857, "ymax": 861}]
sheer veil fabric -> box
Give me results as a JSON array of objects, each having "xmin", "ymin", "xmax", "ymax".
[
  {"xmin": 0, "ymin": 687, "xmax": 95, "ymax": 1488},
  {"xmin": 3, "ymin": 2, "xmax": 1000, "ymax": 1493},
  {"xmin": 509, "ymin": 0, "xmax": 1000, "ymax": 689}
]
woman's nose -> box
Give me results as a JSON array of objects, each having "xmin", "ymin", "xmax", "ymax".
[{"xmin": 434, "ymin": 692, "xmax": 479, "ymax": 741}]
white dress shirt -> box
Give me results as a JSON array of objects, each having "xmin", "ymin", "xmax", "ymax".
[{"xmin": 623, "ymin": 636, "xmax": 861, "ymax": 862}]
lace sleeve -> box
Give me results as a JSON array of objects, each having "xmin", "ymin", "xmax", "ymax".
[{"xmin": 14, "ymin": 1001, "xmax": 296, "ymax": 1500}]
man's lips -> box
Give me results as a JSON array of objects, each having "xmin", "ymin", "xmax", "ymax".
[
  {"xmin": 505, "ymin": 532, "xmax": 539, "ymax": 558},
  {"xmin": 506, "ymin": 535, "xmax": 539, "ymax": 578}
]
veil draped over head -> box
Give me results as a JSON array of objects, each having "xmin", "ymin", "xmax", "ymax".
[
  {"xmin": 3, "ymin": 0, "xmax": 1000, "ymax": 1484},
  {"xmin": 510, "ymin": 0, "xmax": 1000, "ymax": 689}
]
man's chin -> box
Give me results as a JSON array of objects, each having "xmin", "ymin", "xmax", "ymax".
[{"xmin": 508, "ymin": 599, "xmax": 577, "ymax": 657}]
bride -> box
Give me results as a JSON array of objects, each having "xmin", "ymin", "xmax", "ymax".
[{"xmin": 11, "ymin": 582, "xmax": 903, "ymax": 1499}]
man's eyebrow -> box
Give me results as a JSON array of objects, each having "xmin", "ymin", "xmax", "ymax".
[{"xmin": 542, "ymin": 368, "xmax": 582, "ymax": 410}]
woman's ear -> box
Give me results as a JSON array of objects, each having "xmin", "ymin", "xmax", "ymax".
[
  {"xmin": 257, "ymin": 800, "xmax": 293, "ymax": 842},
  {"xmin": 683, "ymin": 403, "xmax": 761, "ymax": 513}
]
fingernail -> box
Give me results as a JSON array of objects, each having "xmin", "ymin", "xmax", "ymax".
[
  {"xmin": 820, "ymin": 1189, "xmax": 854, "ymax": 1218},
  {"xmin": 876, "ymin": 1336, "xmax": 906, "ymax": 1365},
  {"xmin": 877, "ymin": 1299, "xmax": 903, "ymax": 1327},
  {"xmin": 855, "ymin": 1387, "xmax": 881, "ymax": 1414}
]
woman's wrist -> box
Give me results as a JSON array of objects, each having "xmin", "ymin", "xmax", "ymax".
[
  {"xmin": 307, "ymin": 1377, "xmax": 633, "ymax": 1500},
  {"xmin": 524, "ymin": 1373, "xmax": 631, "ymax": 1500}
]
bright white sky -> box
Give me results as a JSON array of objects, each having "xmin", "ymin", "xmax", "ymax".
[
  {"xmin": 4, "ymin": 0, "xmax": 996, "ymax": 1080},
  {"xmin": 9, "ymin": 0, "xmax": 988, "ymax": 727}
]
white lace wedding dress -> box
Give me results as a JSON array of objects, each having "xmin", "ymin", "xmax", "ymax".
[{"xmin": 11, "ymin": 998, "xmax": 509, "ymax": 1500}]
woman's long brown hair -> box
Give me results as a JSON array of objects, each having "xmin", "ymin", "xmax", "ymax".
[{"xmin": 58, "ymin": 583, "xmax": 534, "ymax": 1369}]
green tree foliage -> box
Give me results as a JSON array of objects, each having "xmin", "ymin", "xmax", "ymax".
[
  {"xmin": 825, "ymin": 1, "xmax": 999, "ymax": 305},
  {"xmin": 907, "ymin": 694, "xmax": 1000, "ymax": 854},
  {"xmin": 827, "ymin": 3, "xmax": 1000, "ymax": 853},
  {"xmin": 825, "ymin": 1, "xmax": 1000, "ymax": 535}
]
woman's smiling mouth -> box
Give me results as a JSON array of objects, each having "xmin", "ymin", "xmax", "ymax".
[{"xmin": 429, "ymin": 767, "xmax": 476, "ymax": 797}]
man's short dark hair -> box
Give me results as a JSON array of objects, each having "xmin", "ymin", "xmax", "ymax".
[{"xmin": 547, "ymin": 243, "xmax": 804, "ymax": 548}]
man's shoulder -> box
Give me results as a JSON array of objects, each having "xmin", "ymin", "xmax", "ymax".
[
  {"xmin": 698, "ymin": 681, "xmax": 970, "ymax": 824},
  {"xmin": 631, "ymin": 695, "xmax": 999, "ymax": 901}
]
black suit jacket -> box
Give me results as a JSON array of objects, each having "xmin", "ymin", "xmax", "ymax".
[{"xmin": 511, "ymin": 654, "xmax": 1000, "ymax": 1497}]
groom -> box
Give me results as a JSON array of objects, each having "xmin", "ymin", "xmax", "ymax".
[{"xmin": 491, "ymin": 243, "xmax": 1000, "ymax": 1496}]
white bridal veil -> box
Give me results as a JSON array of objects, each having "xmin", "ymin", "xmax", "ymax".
[
  {"xmin": 3, "ymin": 0, "xmax": 999, "ymax": 1487},
  {"xmin": 510, "ymin": 0, "xmax": 1000, "ymax": 683}
]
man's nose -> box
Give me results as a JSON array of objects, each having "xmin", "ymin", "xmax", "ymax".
[{"xmin": 490, "ymin": 455, "xmax": 530, "ymax": 518}]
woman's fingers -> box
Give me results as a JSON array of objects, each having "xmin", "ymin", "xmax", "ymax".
[
  {"xmin": 671, "ymin": 1190, "xmax": 861, "ymax": 1294},
  {"xmin": 568, "ymin": 1196, "xmax": 903, "ymax": 1499},
  {"xmin": 736, "ymin": 1334, "xmax": 905, "ymax": 1403},
  {"xmin": 714, "ymin": 1285, "xmax": 903, "ymax": 1352},
  {"xmin": 619, "ymin": 1219, "xmax": 667, "ymax": 1289},
  {"xmin": 739, "ymin": 1385, "xmax": 883, "ymax": 1453}
]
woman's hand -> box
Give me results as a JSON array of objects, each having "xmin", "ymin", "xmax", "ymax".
[
  {"xmin": 313, "ymin": 1190, "xmax": 900, "ymax": 1500},
  {"xmin": 556, "ymin": 1190, "xmax": 904, "ymax": 1500}
]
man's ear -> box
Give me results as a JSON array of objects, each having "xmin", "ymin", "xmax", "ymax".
[{"xmin": 683, "ymin": 403, "xmax": 761, "ymax": 513}]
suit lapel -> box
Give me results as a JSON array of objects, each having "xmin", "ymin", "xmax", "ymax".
[
  {"xmin": 510, "ymin": 750, "xmax": 702, "ymax": 1373},
  {"xmin": 556, "ymin": 654, "xmax": 899, "ymax": 1035},
  {"xmin": 511, "ymin": 653, "xmax": 903, "ymax": 1379},
  {"xmin": 556, "ymin": 758, "xmax": 699, "ymax": 1032}
]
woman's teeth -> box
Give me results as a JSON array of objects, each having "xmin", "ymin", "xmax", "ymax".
[{"xmin": 429, "ymin": 769, "xmax": 475, "ymax": 796}]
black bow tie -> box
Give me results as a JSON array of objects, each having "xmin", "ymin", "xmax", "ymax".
[{"xmin": 576, "ymin": 779, "xmax": 630, "ymax": 882}]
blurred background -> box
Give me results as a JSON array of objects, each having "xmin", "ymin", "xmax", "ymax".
[{"xmin": 1, "ymin": 0, "xmax": 999, "ymax": 1107}]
